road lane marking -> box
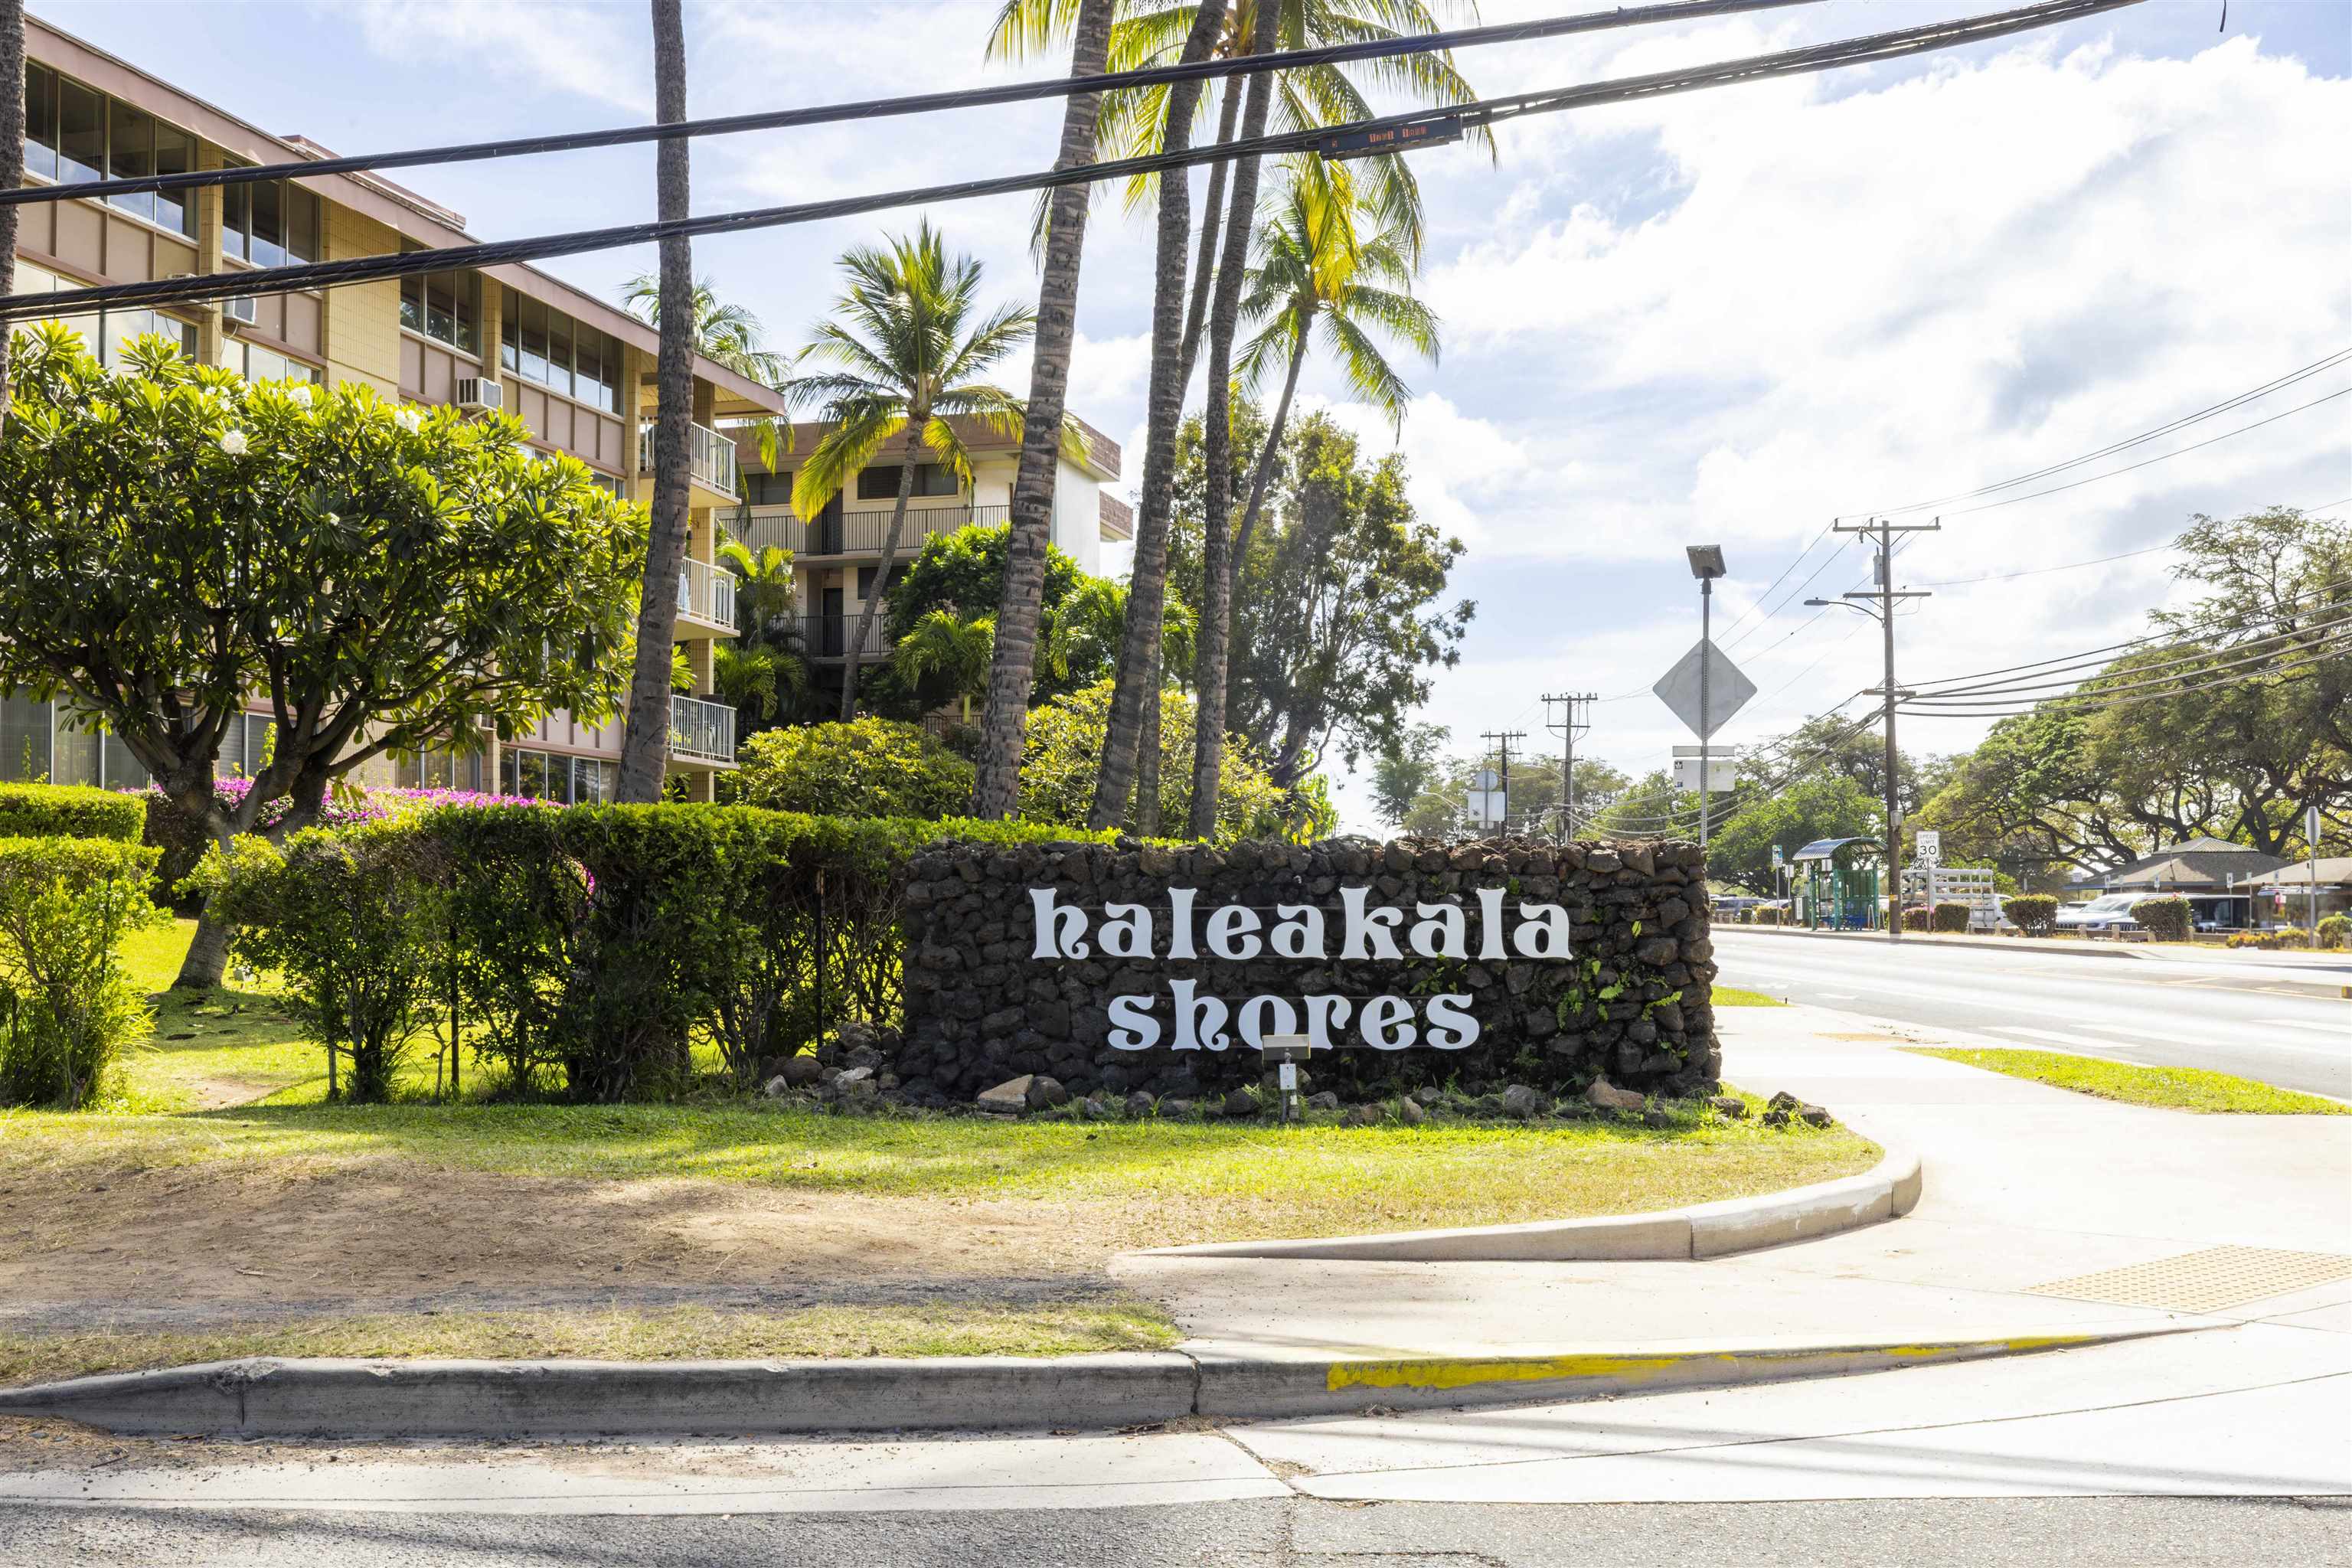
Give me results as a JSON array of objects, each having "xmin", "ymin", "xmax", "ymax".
[
  {"xmin": 2001, "ymin": 1028, "xmax": 2135, "ymax": 1052},
  {"xmin": 2253, "ymin": 1019, "xmax": 2350, "ymax": 1038}
]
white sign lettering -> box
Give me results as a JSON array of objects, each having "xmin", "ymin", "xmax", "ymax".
[{"xmin": 1031, "ymin": 886, "xmax": 1580, "ymax": 1053}]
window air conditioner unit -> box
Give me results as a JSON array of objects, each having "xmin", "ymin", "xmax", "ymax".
[
  {"xmin": 456, "ymin": 377, "xmax": 505, "ymax": 414},
  {"xmin": 221, "ymin": 296, "xmax": 258, "ymax": 328}
]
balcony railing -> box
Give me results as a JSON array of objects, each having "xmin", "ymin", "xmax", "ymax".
[
  {"xmin": 737, "ymin": 502, "xmax": 1010, "ymax": 560},
  {"xmin": 668, "ymin": 694, "xmax": 737, "ymax": 763},
  {"xmin": 639, "ymin": 418, "xmax": 740, "ymax": 498},
  {"xmin": 790, "ymin": 613, "xmax": 890, "ymax": 662},
  {"xmin": 675, "ymin": 556, "xmax": 736, "ymax": 630}
]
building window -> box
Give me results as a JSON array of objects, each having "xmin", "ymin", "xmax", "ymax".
[
  {"xmin": 234, "ymin": 341, "xmax": 322, "ymax": 385},
  {"xmin": 9, "ymin": 263, "xmax": 198, "ymax": 365},
  {"xmin": 21, "ymin": 66, "xmax": 198, "ymax": 238},
  {"xmin": 0, "ymin": 694, "xmax": 53, "ymax": 783},
  {"xmin": 745, "ymin": 471, "xmax": 794, "ymax": 506},
  {"xmin": 220, "ymin": 168, "xmax": 320, "ymax": 266},
  {"xmin": 854, "ymin": 462, "xmax": 957, "ymax": 501},
  {"xmin": 400, "ymin": 267, "xmax": 477, "ymax": 353},
  {"xmin": 856, "ymin": 565, "xmax": 878, "ymax": 601},
  {"xmin": 395, "ymin": 746, "xmax": 484, "ymax": 792},
  {"xmin": 498, "ymin": 286, "xmax": 621, "ymax": 413},
  {"xmin": 57, "ymin": 76, "xmax": 105, "ymax": 187},
  {"xmin": 24, "ymin": 64, "xmax": 57, "ymax": 182}
]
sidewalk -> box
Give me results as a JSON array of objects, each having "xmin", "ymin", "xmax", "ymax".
[{"xmin": 1116, "ymin": 1001, "xmax": 2351, "ymax": 1358}]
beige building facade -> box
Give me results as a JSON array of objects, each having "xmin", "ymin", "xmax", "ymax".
[{"xmin": 2, "ymin": 17, "xmax": 791, "ymax": 802}]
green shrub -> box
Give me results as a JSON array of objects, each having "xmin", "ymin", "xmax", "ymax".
[
  {"xmin": 1754, "ymin": 906, "xmax": 1784, "ymax": 926},
  {"xmin": 201, "ymin": 825, "xmax": 451, "ymax": 1103},
  {"xmin": 2318, "ymin": 914, "xmax": 2350, "ymax": 950},
  {"xmin": 0, "ymin": 782, "xmax": 144, "ymax": 843},
  {"xmin": 727, "ymin": 718, "xmax": 976, "ymax": 819},
  {"xmin": 0, "ymin": 836, "xmax": 165, "ymax": 1107},
  {"xmin": 1900, "ymin": 905, "xmax": 1932, "ymax": 932},
  {"xmin": 1931, "ymin": 902, "xmax": 1970, "ymax": 933},
  {"xmin": 1019, "ymin": 678, "xmax": 1301, "ymax": 841},
  {"xmin": 200, "ymin": 803, "xmax": 1113, "ymax": 1104},
  {"xmin": 2128, "ymin": 896, "xmax": 2191, "ymax": 942},
  {"xmin": 2004, "ymin": 894, "xmax": 2059, "ymax": 935}
]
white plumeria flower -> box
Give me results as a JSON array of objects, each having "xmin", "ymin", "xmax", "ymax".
[
  {"xmin": 286, "ymin": 384, "xmax": 314, "ymax": 409},
  {"xmin": 218, "ymin": 430, "xmax": 249, "ymax": 456},
  {"xmin": 394, "ymin": 408, "xmax": 423, "ymax": 434}
]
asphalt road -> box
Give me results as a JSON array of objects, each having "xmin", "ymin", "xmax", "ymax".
[
  {"xmin": 5, "ymin": 1496, "xmax": 2347, "ymax": 1566},
  {"xmin": 1712, "ymin": 931, "xmax": 2352, "ymax": 1098}
]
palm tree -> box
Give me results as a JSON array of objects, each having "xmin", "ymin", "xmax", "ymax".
[
  {"xmin": 622, "ymin": 273, "xmax": 795, "ymax": 388},
  {"xmin": 1082, "ymin": 0, "xmax": 1229, "ymax": 830},
  {"xmin": 713, "ymin": 540, "xmax": 808, "ymax": 726},
  {"xmin": 972, "ymin": 0, "xmax": 1118, "ymax": 822},
  {"xmin": 792, "ymin": 223, "xmax": 1037, "ymax": 721},
  {"xmin": 894, "ymin": 609, "xmax": 998, "ymax": 724},
  {"xmin": 1231, "ymin": 155, "xmax": 1437, "ymax": 563},
  {"xmin": 615, "ymin": 0, "xmax": 696, "ymax": 804},
  {"xmin": 995, "ymin": 1, "xmax": 1485, "ymax": 389}
]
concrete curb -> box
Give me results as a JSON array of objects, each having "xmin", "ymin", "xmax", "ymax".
[
  {"xmin": 1135, "ymin": 1144, "xmax": 1922, "ymax": 1263},
  {"xmin": 0, "ymin": 1323, "xmax": 2195, "ymax": 1439}
]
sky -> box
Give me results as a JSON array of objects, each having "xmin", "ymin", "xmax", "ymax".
[{"xmin": 32, "ymin": 0, "xmax": 2352, "ymax": 831}]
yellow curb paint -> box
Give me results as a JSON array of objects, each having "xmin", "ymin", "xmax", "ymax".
[{"xmin": 1322, "ymin": 1336, "xmax": 2102, "ymax": 1393}]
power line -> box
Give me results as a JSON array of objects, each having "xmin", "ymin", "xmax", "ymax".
[
  {"xmin": 1859, "ymin": 348, "xmax": 2352, "ymax": 517},
  {"xmin": 1916, "ymin": 492, "xmax": 2350, "ymax": 586},
  {"xmin": 1900, "ymin": 641, "xmax": 2345, "ymax": 718},
  {"xmin": 1902, "ymin": 613, "xmax": 2352, "ymax": 704},
  {"xmin": 0, "ymin": 0, "xmax": 2148, "ymax": 325},
  {"xmin": 0, "ymin": 0, "xmax": 1822, "ymax": 212},
  {"xmin": 1932, "ymin": 387, "xmax": 2352, "ymax": 518}
]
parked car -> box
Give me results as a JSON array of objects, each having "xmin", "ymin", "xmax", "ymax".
[{"xmin": 2054, "ymin": 893, "xmax": 2141, "ymax": 936}]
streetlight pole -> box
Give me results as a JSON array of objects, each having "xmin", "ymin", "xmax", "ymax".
[
  {"xmin": 1685, "ymin": 545, "xmax": 1727, "ymax": 850},
  {"xmin": 1810, "ymin": 517, "xmax": 1936, "ymax": 941}
]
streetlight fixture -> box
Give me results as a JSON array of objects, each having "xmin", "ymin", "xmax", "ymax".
[{"xmin": 1686, "ymin": 545, "xmax": 1727, "ymax": 848}]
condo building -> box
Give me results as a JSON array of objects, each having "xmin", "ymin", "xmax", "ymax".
[{"xmin": 0, "ymin": 15, "xmax": 792, "ymax": 802}]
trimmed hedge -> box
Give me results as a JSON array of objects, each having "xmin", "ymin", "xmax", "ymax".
[
  {"xmin": 2129, "ymin": 895, "xmax": 2192, "ymax": 942},
  {"xmin": 200, "ymin": 804, "xmax": 1109, "ymax": 1103},
  {"xmin": 2319, "ymin": 914, "xmax": 2350, "ymax": 950},
  {"xmin": 1754, "ymin": 906, "xmax": 1784, "ymax": 926},
  {"xmin": 1932, "ymin": 902, "xmax": 1970, "ymax": 933},
  {"xmin": 1900, "ymin": 905, "xmax": 1933, "ymax": 932},
  {"xmin": 2004, "ymin": 894, "xmax": 2058, "ymax": 935},
  {"xmin": 0, "ymin": 835, "xmax": 165, "ymax": 1107},
  {"xmin": 0, "ymin": 782, "xmax": 145, "ymax": 844}
]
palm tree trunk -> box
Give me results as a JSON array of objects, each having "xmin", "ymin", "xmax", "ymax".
[
  {"xmin": 1185, "ymin": 44, "xmax": 1275, "ymax": 841},
  {"xmin": 972, "ymin": 0, "xmax": 1115, "ymax": 819},
  {"xmin": 1086, "ymin": 0, "xmax": 1229, "ymax": 831},
  {"xmin": 616, "ymin": 0, "xmax": 694, "ymax": 803},
  {"xmin": 1133, "ymin": 663, "xmax": 1163, "ymax": 835},
  {"xmin": 841, "ymin": 436, "xmax": 921, "ymax": 720},
  {"xmin": 1233, "ymin": 309, "xmax": 1308, "ymax": 570},
  {"xmin": 1175, "ymin": 79, "xmax": 1244, "ymax": 392},
  {"xmin": 0, "ymin": 1, "xmax": 22, "ymax": 418}
]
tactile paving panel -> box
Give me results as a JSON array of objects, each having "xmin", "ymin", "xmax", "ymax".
[{"xmin": 2025, "ymin": 1246, "xmax": 2352, "ymax": 1313}]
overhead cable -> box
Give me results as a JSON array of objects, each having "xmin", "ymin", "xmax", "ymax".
[
  {"xmin": 0, "ymin": 0, "xmax": 2149, "ymax": 325},
  {"xmin": 0, "ymin": 0, "xmax": 1823, "ymax": 211}
]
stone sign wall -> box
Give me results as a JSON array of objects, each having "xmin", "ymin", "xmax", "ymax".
[{"xmin": 893, "ymin": 836, "xmax": 1718, "ymax": 1106}]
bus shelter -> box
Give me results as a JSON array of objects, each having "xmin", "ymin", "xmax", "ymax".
[{"xmin": 1793, "ymin": 837, "xmax": 1882, "ymax": 931}]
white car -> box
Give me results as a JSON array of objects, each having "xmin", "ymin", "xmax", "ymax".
[{"xmin": 2054, "ymin": 893, "xmax": 2141, "ymax": 936}]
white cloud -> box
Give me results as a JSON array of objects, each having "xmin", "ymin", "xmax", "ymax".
[{"xmin": 346, "ymin": 1, "xmax": 651, "ymax": 114}]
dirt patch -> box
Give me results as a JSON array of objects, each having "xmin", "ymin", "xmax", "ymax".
[
  {"xmin": 0, "ymin": 1158, "xmax": 1150, "ymax": 1336},
  {"xmin": 182, "ymin": 1076, "xmax": 284, "ymax": 1112}
]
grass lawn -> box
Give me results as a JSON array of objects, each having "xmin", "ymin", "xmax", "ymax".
[
  {"xmin": 1903, "ymin": 1048, "xmax": 2349, "ymax": 1115},
  {"xmin": 0, "ymin": 1302, "xmax": 1178, "ymax": 1389},
  {"xmin": 109, "ymin": 919, "xmax": 322, "ymax": 1113},
  {"xmin": 1711, "ymin": 985, "xmax": 1785, "ymax": 1007}
]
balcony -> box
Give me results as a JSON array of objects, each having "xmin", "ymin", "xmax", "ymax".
[
  {"xmin": 675, "ymin": 556, "xmax": 737, "ymax": 635},
  {"xmin": 738, "ymin": 502, "xmax": 1010, "ymax": 561},
  {"xmin": 668, "ymin": 694, "xmax": 737, "ymax": 765},
  {"xmin": 638, "ymin": 418, "xmax": 740, "ymax": 504},
  {"xmin": 791, "ymin": 613, "xmax": 890, "ymax": 662}
]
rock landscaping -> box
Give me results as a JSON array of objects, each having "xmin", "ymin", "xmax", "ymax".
[{"xmin": 892, "ymin": 835, "xmax": 1722, "ymax": 1110}]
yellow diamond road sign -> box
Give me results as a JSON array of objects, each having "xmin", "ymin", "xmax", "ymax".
[{"xmin": 1652, "ymin": 639, "xmax": 1756, "ymax": 741}]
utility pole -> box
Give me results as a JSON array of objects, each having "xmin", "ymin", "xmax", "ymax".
[
  {"xmin": 1820, "ymin": 516, "xmax": 1937, "ymax": 942},
  {"xmin": 1542, "ymin": 693, "xmax": 1593, "ymax": 841},
  {"xmin": 1479, "ymin": 729, "xmax": 1526, "ymax": 835}
]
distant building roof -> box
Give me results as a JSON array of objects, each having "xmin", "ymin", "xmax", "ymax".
[
  {"xmin": 2239, "ymin": 857, "xmax": 2352, "ymax": 889},
  {"xmin": 1098, "ymin": 491, "xmax": 1134, "ymax": 541},
  {"xmin": 737, "ymin": 415, "xmax": 1120, "ymax": 482},
  {"xmin": 2076, "ymin": 838, "xmax": 2292, "ymax": 889}
]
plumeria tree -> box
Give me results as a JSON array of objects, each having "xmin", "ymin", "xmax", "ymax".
[{"xmin": 0, "ymin": 325, "xmax": 644, "ymax": 986}]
